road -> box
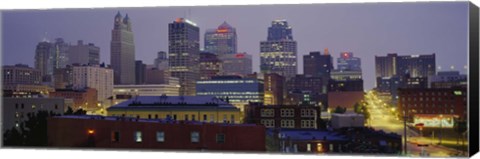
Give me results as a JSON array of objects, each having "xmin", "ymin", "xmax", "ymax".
[{"xmin": 364, "ymin": 91, "xmax": 465, "ymax": 157}]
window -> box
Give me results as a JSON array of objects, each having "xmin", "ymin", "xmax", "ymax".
[
  {"xmin": 203, "ymin": 114, "xmax": 207, "ymax": 121},
  {"xmin": 15, "ymin": 104, "xmax": 18, "ymax": 109},
  {"xmin": 21, "ymin": 104, "xmax": 24, "ymax": 109},
  {"xmin": 223, "ymin": 114, "xmax": 227, "ymax": 123},
  {"xmin": 185, "ymin": 114, "xmax": 189, "ymax": 121},
  {"xmin": 261, "ymin": 119, "xmax": 275, "ymax": 128},
  {"xmin": 32, "ymin": 105, "xmax": 36, "ymax": 109},
  {"xmin": 307, "ymin": 143, "xmax": 311, "ymax": 152},
  {"xmin": 134, "ymin": 131, "xmax": 142, "ymax": 143},
  {"xmin": 260, "ymin": 109, "xmax": 274, "ymax": 117},
  {"xmin": 156, "ymin": 131, "xmax": 165, "ymax": 142},
  {"xmin": 55, "ymin": 104, "xmax": 58, "ymax": 109},
  {"xmin": 155, "ymin": 114, "xmax": 158, "ymax": 119},
  {"xmin": 209, "ymin": 114, "xmax": 214, "ymax": 122},
  {"xmin": 173, "ymin": 114, "xmax": 177, "ymax": 120},
  {"xmin": 192, "ymin": 114, "xmax": 196, "ymax": 121},
  {"xmin": 111, "ymin": 131, "xmax": 120, "ymax": 142},
  {"xmin": 216, "ymin": 134, "xmax": 225, "ymax": 143},
  {"xmin": 280, "ymin": 109, "xmax": 294, "ymax": 117},
  {"xmin": 230, "ymin": 114, "xmax": 235, "ymax": 123},
  {"xmin": 329, "ymin": 144, "xmax": 334, "ymax": 152},
  {"xmin": 148, "ymin": 114, "xmax": 151, "ymax": 119},
  {"xmin": 317, "ymin": 143, "xmax": 323, "ymax": 152},
  {"xmin": 281, "ymin": 120, "xmax": 295, "ymax": 128},
  {"xmin": 191, "ymin": 131, "xmax": 200, "ymax": 143}
]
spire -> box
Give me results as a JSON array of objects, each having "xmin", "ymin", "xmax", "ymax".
[
  {"xmin": 115, "ymin": 11, "xmax": 122, "ymax": 19},
  {"xmin": 218, "ymin": 21, "xmax": 232, "ymax": 30}
]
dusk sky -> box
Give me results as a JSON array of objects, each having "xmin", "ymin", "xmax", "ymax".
[{"xmin": 1, "ymin": 2, "xmax": 469, "ymax": 90}]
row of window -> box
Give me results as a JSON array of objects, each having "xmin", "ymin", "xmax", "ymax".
[
  {"xmin": 14, "ymin": 103, "xmax": 59, "ymax": 110},
  {"xmin": 110, "ymin": 130, "xmax": 225, "ymax": 144},
  {"xmin": 260, "ymin": 108, "xmax": 317, "ymax": 117},
  {"xmin": 260, "ymin": 119, "xmax": 316, "ymax": 128}
]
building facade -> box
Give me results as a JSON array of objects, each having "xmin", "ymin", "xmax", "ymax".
[
  {"xmin": 337, "ymin": 52, "xmax": 361, "ymax": 71},
  {"xmin": 260, "ymin": 20, "xmax": 297, "ymax": 80},
  {"xmin": 111, "ymin": 12, "xmax": 136, "ymax": 85},
  {"xmin": 68, "ymin": 40, "xmax": 100, "ymax": 65},
  {"xmin": 304, "ymin": 51, "xmax": 333, "ymax": 78},
  {"xmin": 397, "ymin": 86, "xmax": 467, "ymax": 122},
  {"xmin": 168, "ymin": 18, "xmax": 200, "ymax": 96},
  {"xmin": 53, "ymin": 65, "xmax": 74, "ymax": 89},
  {"xmin": 263, "ymin": 73, "xmax": 285, "ymax": 106},
  {"xmin": 47, "ymin": 115, "xmax": 266, "ymax": 151},
  {"xmin": 3, "ymin": 64, "xmax": 42, "ymax": 86},
  {"xmin": 135, "ymin": 60, "xmax": 146, "ymax": 84},
  {"xmin": 199, "ymin": 52, "xmax": 223, "ymax": 80},
  {"xmin": 112, "ymin": 83, "xmax": 180, "ymax": 105},
  {"xmin": 204, "ymin": 21, "xmax": 237, "ymax": 55},
  {"xmin": 219, "ymin": 52, "xmax": 252, "ymax": 77},
  {"xmin": 286, "ymin": 75, "xmax": 329, "ymax": 108},
  {"xmin": 72, "ymin": 64, "xmax": 114, "ymax": 104},
  {"xmin": 3, "ymin": 97, "xmax": 69, "ymax": 133},
  {"xmin": 107, "ymin": 96, "xmax": 242, "ymax": 123},
  {"xmin": 196, "ymin": 76, "xmax": 264, "ymax": 111},
  {"xmin": 50, "ymin": 88, "xmax": 98, "ymax": 110},
  {"xmin": 244, "ymin": 103, "xmax": 322, "ymax": 129},
  {"xmin": 428, "ymin": 71, "xmax": 467, "ymax": 88},
  {"xmin": 330, "ymin": 113, "xmax": 365, "ymax": 129},
  {"xmin": 35, "ymin": 41, "xmax": 55, "ymax": 82}
]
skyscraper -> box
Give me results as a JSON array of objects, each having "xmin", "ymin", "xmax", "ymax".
[
  {"xmin": 135, "ymin": 60, "xmax": 146, "ymax": 84},
  {"xmin": 154, "ymin": 51, "xmax": 168, "ymax": 70},
  {"xmin": 303, "ymin": 51, "xmax": 333, "ymax": 78},
  {"xmin": 110, "ymin": 12, "xmax": 136, "ymax": 85},
  {"xmin": 68, "ymin": 40, "xmax": 100, "ymax": 65},
  {"xmin": 168, "ymin": 18, "xmax": 200, "ymax": 96},
  {"xmin": 72, "ymin": 64, "xmax": 113, "ymax": 104},
  {"xmin": 375, "ymin": 53, "xmax": 398, "ymax": 78},
  {"xmin": 52, "ymin": 38, "xmax": 70, "ymax": 70},
  {"xmin": 260, "ymin": 20, "xmax": 297, "ymax": 79},
  {"xmin": 220, "ymin": 52, "xmax": 252, "ymax": 77},
  {"xmin": 35, "ymin": 41, "xmax": 54, "ymax": 82},
  {"xmin": 199, "ymin": 52, "xmax": 223, "ymax": 80},
  {"xmin": 337, "ymin": 52, "xmax": 361, "ymax": 71},
  {"xmin": 204, "ymin": 21, "xmax": 237, "ymax": 55}
]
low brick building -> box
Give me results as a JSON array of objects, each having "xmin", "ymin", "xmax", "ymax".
[
  {"xmin": 49, "ymin": 88, "xmax": 98, "ymax": 110},
  {"xmin": 47, "ymin": 115, "xmax": 266, "ymax": 151}
]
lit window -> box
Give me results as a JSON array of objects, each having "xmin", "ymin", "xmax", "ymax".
[
  {"xmin": 156, "ymin": 131, "xmax": 165, "ymax": 142},
  {"xmin": 134, "ymin": 131, "xmax": 142, "ymax": 143},
  {"xmin": 317, "ymin": 143, "xmax": 323, "ymax": 152},
  {"xmin": 307, "ymin": 143, "xmax": 311, "ymax": 152},
  {"xmin": 191, "ymin": 131, "xmax": 200, "ymax": 143}
]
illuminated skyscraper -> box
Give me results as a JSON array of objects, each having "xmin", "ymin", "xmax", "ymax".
[
  {"xmin": 260, "ymin": 20, "xmax": 297, "ymax": 79},
  {"xmin": 35, "ymin": 41, "xmax": 54, "ymax": 82},
  {"xmin": 168, "ymin": 18, "xmax": 200, "ymax": 96},
  {"xmin": 204, "ymin": 21, "xmax": 237, "ymax": 55},
  {"xmin": 110, "ymin": 12, "xmax": 136, "ymax": 85},
  {"xmin": 219, "ymin": 52, "xmax": 252, "ymax": 77}
]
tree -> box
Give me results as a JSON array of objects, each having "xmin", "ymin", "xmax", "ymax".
[
  {"xmin": 353, "ymin": 102, "xmax": 362, "ymax": 113},
  {"xmin": 3, "ymin": 110, "xmax": 59, "ymax": 146},
  {"xmin": 64, "ymin": 106, "xmax": 87, "ymax": 115},
  {"xmin": 454, "ymin": 120, "xmax": 467, "ymax": 153}
]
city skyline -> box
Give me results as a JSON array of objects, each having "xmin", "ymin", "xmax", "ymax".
[{"xmin": 2, "ymin": 2, "xmax": 469, "ymax": 90}]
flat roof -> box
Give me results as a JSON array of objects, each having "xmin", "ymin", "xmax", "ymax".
[
  {"xmin": 53, "ymin": 115, "xmax": 257, "ymax": 127},
  {"xmin": 267, "ymin": 129, "xmax": 348, "ymax": 141},
  {"xmin": 107, "ymin": 96, "xmax": 240, "ymax": 111}
]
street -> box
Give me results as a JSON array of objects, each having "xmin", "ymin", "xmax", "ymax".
[{"xmin": 364, "ymin": 90, "xmax": 465, "ymax": 157}]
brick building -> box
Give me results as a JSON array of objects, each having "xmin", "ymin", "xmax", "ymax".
[
  {"xmin": 244, "ymin": 103, "xmax": 322, "ymax": 129},
  {"xmin": 47, "ymin": 115, "xmax": 265, "ymax": 151},
  {"xmin": 397, "ymin": 86, "xmax": 467, "ymax": 121},
  {"xmin": 49, "ymin": 88, "xmax": 98, "ymax": 110}
]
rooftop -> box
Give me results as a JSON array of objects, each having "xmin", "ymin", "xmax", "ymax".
[
  {"xmin": 107, "ymin": 96, "xmax": 239, "ymax": 111},
  {"xmin": 53, "ymin": 115, "xmax": 257, "ymax": 127},
  {"xmin": 267, "ymin": 129, "xmax": 348, "ymax": 141}
]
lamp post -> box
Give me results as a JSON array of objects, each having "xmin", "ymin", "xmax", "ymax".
[
  {"xmin": 439, "ymin": 115, "xmax": 443, "ymax": 145},
  {"xmin": 403, "ymin": 110, "xmax": 408, "ymax": 156}
]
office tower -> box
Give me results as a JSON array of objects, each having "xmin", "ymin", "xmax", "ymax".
[
  {"xmin": 260, "ymin": 20, "xmax": 297, "ymax": 80},
  {"xmin": 204, "ymin": 21, "xmax": 237, "ymax": 55},
  {"xmin": 199, "ymin": 52, "xmax": 223, "ymax": 80},
  {"xmin": 331, "ymin": 70, "xmax": 363, "ymax": 81},
  {"xmin": 35, "ymin": 41, "xmax": 55, "ymax": 82},
  {"xmin": 396, "ymin": 54, "xmax": 436, "ymax": 78},
  {"xmin": 154, "ymin": 51, "xmax": 168, "ymax": 70},
  {"xmin": 135, "ymin": 60, "xmax": 146, "ymax": 84},
  {"xmin": 168, "ymin": 18, "xmax": 200, "ymax": 96},
  {"xmin": 286, "ymin": 75, "xmax": 328, "ymax": 108},
  {"xmin": 304, "ymin": 51, "xmax": 333, "ymax": 78},
  {"xmin": 337, "ymin": 52, "xmax": 361, "ymax": 71},
  {"xmin": 196, "ymin": 76, "xmax": 264, "ymax": 112},
  {"xmin": 428, "ymin": 71, "xmax": 467, "ymax": 88},
  {"xmin": 375, "ymin": 53, "xmax": 398, "ymax": 78},
  {"xmin": 53, "ymin": 65, "xmax": 74, "ymax": 89},
  {"xmin": 72, "ymin": 64, "xmax": 113, "ymax": 104},
  {"xmin": 219, "ymin": 52, "xmax": 252, "ymax": 77},
  {"xmin": 110, "ymin": 12, "xmax": 136, "ymax": 85},
  {"xmin": 263, "ymin": 73, "xmax": 284, "ymax": 105},
  {"xmin": 52, "ymin": 38, "xmax": 70, "ymax": 69},
  {"xmin": 68, "ymin": 40, "xmax": 100, "ymax": 65}
]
